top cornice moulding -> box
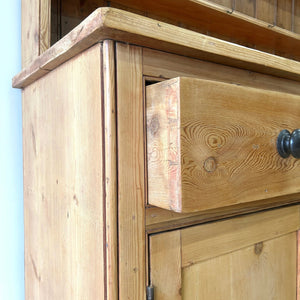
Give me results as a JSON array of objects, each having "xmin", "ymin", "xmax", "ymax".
[{"xmin": 13, "ymin": 7, "xmax": 300, "ymax": 88}]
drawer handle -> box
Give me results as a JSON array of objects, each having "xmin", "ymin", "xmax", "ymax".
[{"xmin": 277, "ymin": 129, "xmax": 300, "ymax": 158}]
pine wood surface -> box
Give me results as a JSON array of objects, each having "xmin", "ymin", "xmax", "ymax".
[
  {"xmin": 146, "ymin": 199, "xmax": 300, "ymax": 233},
  {"xmin": 13, "ymin": 7, "xmax": 300, "ymax": 89},
  {"xmin": 181, "ymin": 205, "xmax": 300, "ymax": 266},
  {"xmin": 103, "ymin": 40, "xmax": 118, "ymax": 300},
  {"xmin": 296, "ymin": 1, "xmax": 300, "ymax": 33},
  {"xmin": 182, "ymin": 232, "xmax": 296, "ymax": 299},
  {"xmin": 235, "ymin": 0, "xmax": 255, "ymax": 18},
  {"xmin": 256, "ymin": 0, "xmax": 276, "ymax": 24},
  {"xmin": 21, "ymin": 0, "xmax": 40, "ymax": 67},
  {"xmin": 40, "ymin": 0, "xmax": 51, "ymax": 54},
  {"xmin": 22, "ymin": 44, "xmax": 105, "ymax": 299},
  {"xmin": 150, "ymin": 231, "xmax": 182, "ymax": 300},
  {"xmin": 54, "ymin": 0, "xmax": 300, "ymax": 58},
  {"xmin": 116, "ymin": 43, "xmax": 146, "ymax": 299},
  {"xmin": 277, "ymin": 0, "xmax": 293, "ymax": 31},
  {"xmin": 142, "ymin": 48, "xmax": 300, "ymax": 96},
  {"xmin": 146, "ymin": 77, "xmax": 300, "ymax": 213},
  {"xmin": 150, "ymin": 206, "xmax": 300, "ymax": 299}
]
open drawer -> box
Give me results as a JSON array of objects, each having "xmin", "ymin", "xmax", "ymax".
[{"xmin": 146, "ymin": 77, "xmax": 300, "ymax": 213}]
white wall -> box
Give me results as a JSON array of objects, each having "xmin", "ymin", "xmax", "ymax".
[{"xmin": 0, "ymin": 0, "xmax": 24, "ymax": 299}]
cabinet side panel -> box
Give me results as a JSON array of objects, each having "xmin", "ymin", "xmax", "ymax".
[{"xmin": 22, "ymin": 44, "xmax": 104, "ymax": 299}]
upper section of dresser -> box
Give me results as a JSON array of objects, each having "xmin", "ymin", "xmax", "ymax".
[
  {"xmin": 13, "ymin": 7, "xmax": 300, "ymax": 88},
  {"xmin": 22, "ymin": 0, "xmax": 300, "ymax": 68}
]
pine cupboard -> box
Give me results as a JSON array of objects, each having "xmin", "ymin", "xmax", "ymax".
[{"xmin": 14, "ymin": 3, "xmax": 300, "ymax": 300}]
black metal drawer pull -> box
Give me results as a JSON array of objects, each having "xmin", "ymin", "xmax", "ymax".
[{"xmin": 277, "ymin": 129, "xmax": 300, "ymax": 158}]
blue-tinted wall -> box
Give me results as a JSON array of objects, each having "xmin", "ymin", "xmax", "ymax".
[{"xmin": 0, "ymin": 0, "xmax": 24, "ymax": 299}]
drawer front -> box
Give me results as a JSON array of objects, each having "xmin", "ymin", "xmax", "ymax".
[{"xmin": 146, "ymin": 77, "xmax": 300, "ymax": 213}]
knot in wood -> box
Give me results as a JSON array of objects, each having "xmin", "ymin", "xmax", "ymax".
[
  {"xmin": 254, "ymin": 242, "xmax": 264, "ymax": 255},
  {"xmin": 203, "ymin": 157, "xmax": 217, "ymax": 173},
  {"xmin": 206, "ymin": 133, "xmax": 225, "ymax": 150},
  {"xmin": 149, "ymin": 115, "xmax": 160, "ymax": 136}
]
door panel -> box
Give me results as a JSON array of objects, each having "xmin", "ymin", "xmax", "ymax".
[
  {"xmin": 182, "ymin": 233, "xmax": 296, "ymax": 299},
  {"xmin": 149, "ymin": 206, "xmax": 300, "ymax": 299}
]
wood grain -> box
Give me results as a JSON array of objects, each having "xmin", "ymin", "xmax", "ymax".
[
  {"xmin": 103, "ymin": 40, "xmax": 118, "ymax": 300},
  {"xmin": 295, "ymin": 0, "xmax": 300, "ymax": 33},
  {"xmin": 146, "ymin": 198, "xmax": 300, "ymax": 233},
  {"xmin": 235, "ymin": 0, "xmax": 256, "ymax": 17},
  {"xmin": 256, "ymin": 0, "xmax": 276, "ymax": 24},
  {"xmin": 150, "ymin": 231, "xmax": 182, "ymax": 300},
  {"xmin": 142, "ymin": 47, "xmax": 300, "ymax": 96},
  {"xmin": 13, "ymin": 7, "xmax": 300, "ymax": 89},
  {"xmin": 277, "ymin": 0, "xmax": 293, "ymax": 30},
  {"xmin": 54, "ymin": 0, "xmax": 300, "ymax": 59},
  {"xmin": 182, "ymin": 232, "xmax": 297, "ymax": 299},
  {"xmin": 209, "ymin": 0, "xmax": 232, "ymax": 8},
  {"xmin": 116, "ymin": 43, "xmax": 146, "ymax": 300},
  {"xmin": 22, "ymin": 0, "xmax": 39, "ymax": 67},
  {"xmin": 23, "ymin": 44, "xmax": 104, "ymax": 299},
  {"xmin": 40, "ymin": 0, "xmax": 51, "ymax": 53},
  {"xmin": 181, "ymin": 205, "xmax": 300, "ymax": 266},
  {"xmin": 147, "ymin": 77, "xmax": 300, "ymax": 213}
]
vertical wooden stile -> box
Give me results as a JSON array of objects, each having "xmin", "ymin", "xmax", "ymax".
[
  {"xmin": 116, "ymin": 43, "xmax": 146, "ymax": 299},
  {"xmin": 22, "ymin": 0, "xmax": 51, "ymax": 66},
  {"xmin": 22, "ymin": 0, "xmax": 40, "ymax": 67},
  {"xmin": 40, "ymin": 0, "xmax": 51, "ymax": 53},
  {"xmin": 103, "ymin": 40, "xmax": 118, "ymax": 300},
  {"xmin": 150, "ymin": 231, "xmax": 182, "ymax": 300}
]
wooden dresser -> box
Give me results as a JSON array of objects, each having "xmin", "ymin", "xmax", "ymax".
[{"xmin": 14, "ymin": 1, "xmax": 300, "ymax": 299}]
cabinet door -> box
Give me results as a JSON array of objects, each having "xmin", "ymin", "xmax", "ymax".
[{"xmin": 149, "ymin": 205, "xmax": 300, "ymax": 299}]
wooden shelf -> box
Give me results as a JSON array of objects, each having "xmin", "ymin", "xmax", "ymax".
[
  {"xmin": 51, "ymin": 0, "xmax": 300, "ymax": 60},
  {"xmin": 102, "ymin": 0, "xmax": 300, "ymax": 59},
  {"xmin": 13, "ymin": 7, "xmax": 300, "ymax": 88}
]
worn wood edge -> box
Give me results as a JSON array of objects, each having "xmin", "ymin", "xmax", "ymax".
[
  {"xmin": 146, "ymin": 195, "xmax": 300, "ymax": 233},
  {"xmin": 13, "ymin": 7, "xmax": 109, "ymax": 88},
  {"xmin": 103, "ymin": 40, "xmax": 118, "ymax": 300},
  {"xmin": 146, "ymin": 78, "xmax": 183, "ymax": 212},
  {"xmin": 181, "ymin": 205, "xmax": 300, "ymax": 267},
  {"xmin": 13, "ymin": 7, "xmax": 300, "ymax": 89}
]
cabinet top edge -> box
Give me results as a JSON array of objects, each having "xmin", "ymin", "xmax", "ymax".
[{"xmin": 12, "ymin": 7, "xmax": 300, "ymax": 88}]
